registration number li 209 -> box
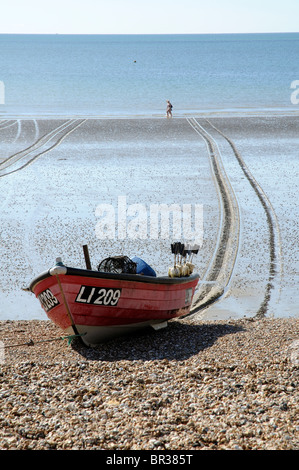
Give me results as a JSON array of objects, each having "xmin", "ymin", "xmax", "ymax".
[{"xmin": 75, "ymin": 286, "xmax": 122, "ymax": 306}]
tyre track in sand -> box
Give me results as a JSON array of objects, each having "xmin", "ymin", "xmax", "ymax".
[
  {"xmin": 204, "ymin": 118, "xmax": 283, "ymax": 318},
  {"xmin": 0, "ymin": 119, "xmax": 18, "ymax": 130},
  {"xmin": 0, "ymin": 119, "xmax": 86, "ymax": 177},
  {"xmin": 186, "ymin": 118, "xmax": 241, "ymax": 315}
]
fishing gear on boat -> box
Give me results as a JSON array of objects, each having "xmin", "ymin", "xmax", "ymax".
[{"xmin": 97, "ymin": 256, "xmax": 137, "ymax": 274}]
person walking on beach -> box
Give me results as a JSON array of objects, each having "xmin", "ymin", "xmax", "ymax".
[{"xmin": 166, "ymin": 100, "xmax": 173, "ymax": 118}]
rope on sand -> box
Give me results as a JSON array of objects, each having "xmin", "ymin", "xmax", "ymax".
[{"xmin": 3, "ymin": 333, "xmax": 86, "ymax": 349}]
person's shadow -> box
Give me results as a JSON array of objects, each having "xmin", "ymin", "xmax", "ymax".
[{"xmin": 71, "ymin": 320, "xmax": 244, "ymax": 362}]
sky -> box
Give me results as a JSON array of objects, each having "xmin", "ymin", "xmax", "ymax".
[{"xmin": 0, "ymin": 0, "xmax": 298, "ymax": 35}]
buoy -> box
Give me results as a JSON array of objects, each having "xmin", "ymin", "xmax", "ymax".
[{"xmin": 181, "ymin": 264, "xmax": 189, "ymax": 277}]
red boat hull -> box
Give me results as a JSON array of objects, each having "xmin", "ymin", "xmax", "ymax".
[{"xmin": 30, "ymin": 266, "xmax": 199, "ymax": 346}]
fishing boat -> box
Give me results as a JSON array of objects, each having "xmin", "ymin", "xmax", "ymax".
[{"xmin": 28, "ymin": 245, "xmax": 200, "ymax": 347}]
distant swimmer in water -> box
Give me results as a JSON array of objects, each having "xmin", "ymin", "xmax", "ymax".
[{"xmin": 166, "ymin": 100, "xmax": 173, "ymax": 118}]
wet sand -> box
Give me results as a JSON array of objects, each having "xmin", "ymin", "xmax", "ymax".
[{"xmin": 198, "ymin": 115, "xmax": 299, "ymax": 321}]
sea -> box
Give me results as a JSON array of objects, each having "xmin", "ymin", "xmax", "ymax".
[{"xmin": 0, "ymin": 32, "xmax": 299, "ymax": 116}]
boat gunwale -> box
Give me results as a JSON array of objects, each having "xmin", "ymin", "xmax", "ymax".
[{"xmin": 29, "ymin": 267, "xmax": 199, "ymax": 292}]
